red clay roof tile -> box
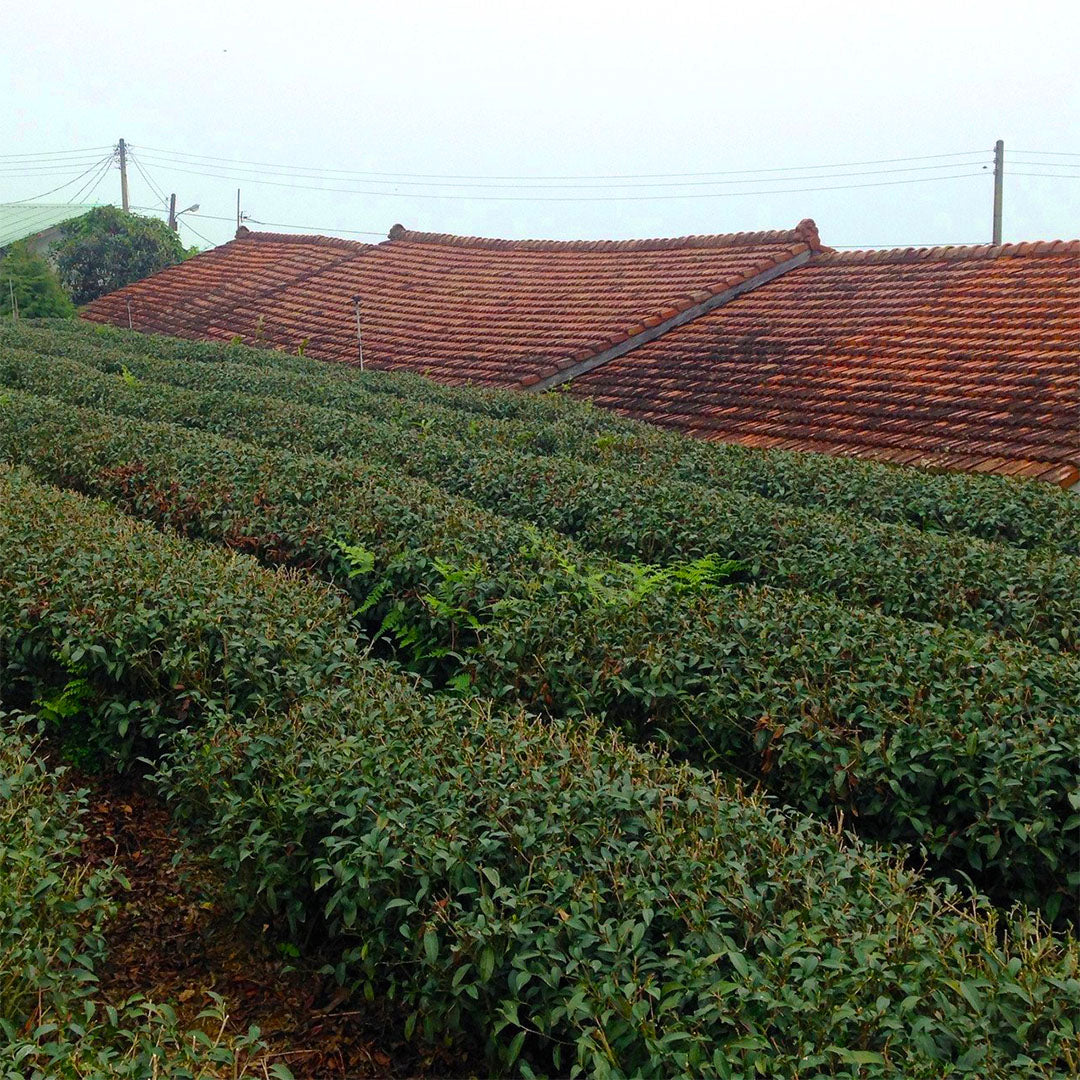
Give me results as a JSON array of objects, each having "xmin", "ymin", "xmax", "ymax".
[
  {"xmin": 82, "ymin": 221, "xmax": 815, "ymax": 391},
  {"xmin": 79, "ymin": 224, "xmax": 1078, "ymax": 484},
  {"xmin": 567, "ymin": 243, "xmax": 1079, "ymax": 485}
]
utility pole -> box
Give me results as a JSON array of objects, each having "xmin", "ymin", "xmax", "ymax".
[
  {"xmin": 353, "ymin": 297, "xmax": 364, "ymax": 370},
  {"xmin": 118, "ymin": 138, "xmax": 129, "ymax": 212},
  {"xmin": 236, "ymin": 188, "xmax": 242, "ymax": 232},
  {"xmin": 992, "ymin": 139, "xmax": 1004, "ymax": 246},
  {"xmin": 168, "ymin": 193, "xmax": 177, "ymax": 231}
]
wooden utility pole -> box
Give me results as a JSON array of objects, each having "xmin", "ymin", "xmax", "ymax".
[
  {"xmin": 118, "ymin": 138, "xmax": 130, "ymax": 212},
  {"xmin": 992, "ymin": 139, "xmax": 1004, "ymax": 245},
  {"xmin": 168, "ymin": 193, "xmax": 178, "ymax": 231},
  {"xmin": 236, "ymin": 188, "xmax": 242, "ymax": 232}
]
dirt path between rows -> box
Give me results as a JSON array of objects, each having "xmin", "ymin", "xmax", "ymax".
[{"xmin": 77, "ymin": 772, "xmax": 479, "ymax": 1078}]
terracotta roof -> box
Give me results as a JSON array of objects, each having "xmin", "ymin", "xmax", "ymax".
[
  {"xmin": 79, "ymin": 225, "xmax": 1079, "ymax": 486},
  {"xmin": 82, "ymin": 221, "xmax": 820, "ymax": 389},
  {"xmin": 565, "ymin": 242, "xmax": 1080, "ymax": 486}
]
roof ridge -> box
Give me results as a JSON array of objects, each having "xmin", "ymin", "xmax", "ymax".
[
  {"xmin": 386, "ymin": 218, "xmax": 823, "ymax": 253},
  {"xmin": 521, "ymin": 244, "xmax": 813, "ymax": 392},
  {"xmin": 234, "ymin": 226, "xmax": 373, "ymax": 252},
  {"xmin": 813, "ymin": 239, "xmax": 1080, "ymax": 264}
]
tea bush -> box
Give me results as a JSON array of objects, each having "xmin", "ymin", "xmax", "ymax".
[
  {"xmin": 2, "ymin": 347, "xmax": 1076, "ymax": 650},
  {"xmin": 2, "ymin": 470, "xmax": 1078, "ymax": 1078},
  {"xmin": 1, "ymin": 403, "xmax": 1077, "ymax": 917},
  {"xmin": 5, "ymin": 319, "xmax": 1077, "ymax": 555},
  {"xmin": 0, "ymin": 719, "xmax": 270, "ymax": 1079}
]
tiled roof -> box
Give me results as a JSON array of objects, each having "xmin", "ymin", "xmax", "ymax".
[
  {"xmin": 82, "ymin": 221, "xmax": 820, "ymax": 389},
  {"xmin": 79, "ymin": 225, "xmax": 1079, "ymax": 486},
  {"xmin": 565, "ymin": 242, "xmax": 1080, "ymax": 486}
]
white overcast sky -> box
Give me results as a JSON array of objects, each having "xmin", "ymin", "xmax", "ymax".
[{"xmin": 4, "ymin": 1, "xmax": 1078, "ymax": 250}]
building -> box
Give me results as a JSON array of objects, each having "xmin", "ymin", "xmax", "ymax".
[{"xmin": 80, "ymin": 220, "xmax": 1080, "ymax": 487}]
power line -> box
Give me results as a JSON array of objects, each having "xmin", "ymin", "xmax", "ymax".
[
  {"xmin": 1009, "ymin": 172, "xmax": 1080, "ymax": 179},
  {"xmin": 127, "ymin": 150, "xmax": 171, "ymax": 209},
  {"xmin": 134, "ymin": 144, "xmax": 989, "ymax": 182},
  {"xmin": 115, "ymin": 162, "xmax": 989, "ymax": 202},
  {"xmin": 130, "ymin": 204, "xmax": 385, "ymax": 240},
  {"xmin": 0, "ymin": 145, "xmax": 113, "ymax": 160},
  {"xmin": 133, "ymin": 153, "xmax": 994, "ymax": 191},
  {"xmin": 9, "ymin": 153, "xmax": 116, "ymax": 203},
  {"xmin": 242, "ymin": 216, "xmax": 384, "ymax": 237},
  {"xmin": 1012, "ymin": 149, "xmax": 1080, "ymax": 157},
  {"xmin": 67, "ymin": 156, "xmax": 115, "ymax": 204},
  {"xmin": 0, "ymin": 158, "xmax": 114, "ymax": 175},
  {"xmin": 178, "ymin": 217, "xmax": 216, "ymax": 247}
]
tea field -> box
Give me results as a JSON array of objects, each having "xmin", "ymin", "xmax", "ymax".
[{"xmin": 1, "ymin": 319, "xmax": 1078, "ymax": 1078}]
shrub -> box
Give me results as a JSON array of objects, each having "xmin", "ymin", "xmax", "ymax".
[
  {"xmin": 0, "ymin": 718, "xmax": 269, "ymax": 1079},
  {"xmin": 3, "ymin": 469, "xmax": 1079, "ymax": 1078},
  {"xmin": 1, "ymin": 402, "xmax": 1077, "ymax": 917},
  {"xmin": 1, "ymin": 346, "xmax": 1077, "ymax": 650},
  {"xmin": 5, "ymin": 318, "xmax": 1077, "ymax": 555},
  {"xmin": 0, "ymin": 244, "xmax": 74, "ymax": 320}
]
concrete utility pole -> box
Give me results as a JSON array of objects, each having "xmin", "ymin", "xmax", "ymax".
[
  {"xmin": 236, "ymin": 188, "xmax": 242, "ymax": 232},
  {"xmin": 992, "ymin": 139, "xmax": 1004, "ymax": 245},
  {"xmin": 168, "ymin": 193, "xmax": 177, "ymax": 231},
  {"xmin": 118, "ymin": 138, "xmax": 129, "ymax": 212}
]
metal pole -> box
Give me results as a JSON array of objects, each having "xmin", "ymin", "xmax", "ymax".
[
  {"xmin": 353, "ymin": 297, "xmax": 364, "ymax": 370},
  {"xmin": 118, "ymin": 138, "xmax": 129, "ymax": 212},
  {"xmin": 236, "ymin": 188, "xmax": 241, "ymax": 232},
  {"xmin": 992, "ymin": 139, "xmax": 1004, "ymax": 246},
  {"xmin": 8, "ymin": 280, "xmax": 17, "ymax": 322},
  {"xmin": 168, "ymin": 193, "xmax": 177, "ymax": 231},
  {"xmin": 125, "ymin": 297, "xmax": 133, "ymax": 330}
]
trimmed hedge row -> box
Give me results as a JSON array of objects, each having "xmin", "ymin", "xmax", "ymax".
[
  {"xmin": 3, "ymin": 467, "xmax": 1079, "ymax": 1079},
  {"xmin": 0, "ymin": 720, "xmax": 264, "ymax": 1078},
  {"xmin": 6, "ymin": 319, "xmax": 1078, "ymax": 555},
  {"xmin": 2, "ymin": 392, "xmax": 1078, "ymax": 916},
  {"xmin": 4, "ymin": 346, "xmax": 1075, "ymax": 651}
]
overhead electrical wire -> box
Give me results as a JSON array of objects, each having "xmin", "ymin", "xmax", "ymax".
[
  {"xmin": 0, "ymin": 158, "xmax": 115, "ymax": 175},
  {"xmin": 9, "ymin": 153, "xmax": 116, "ymax": 203},
  {"xmin": 177, "ymin": 217, "xmax": 216, "ymax": 247},
  {"xmin": 134, "ymin": 144, "xmax": 990, "ymax": 181},
  {"xmin": 1012, "ymin": 149, "xmax": 1080, "ymax": 157},
  {"xmin": 67, "ymin": 156, "xmax": 115, "ymax": 204},
  {"xmin": 133, "ymin": 154, "xmax": 995, "ymax": 192},
  {"xmin": 0, "ymin": 145, "xmax": 113, "ymax": 160},
  {"xmin": 114, "ymin": 162, "xmax": 989, "ymax": 202},
  {"xmin": 127, "ymin": 150, "xmax": 171, "ymax": 209},
  {"xmin": 1008, "ymin": 172, "xmax": 1080, "ymax": 179},
  {"xmin": 130, "ymin": 204, "xmax": 385, "ymax": 239}
]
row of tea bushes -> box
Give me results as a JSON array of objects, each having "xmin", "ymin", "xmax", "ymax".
[
  {"xmin": 6, "ymin": 319, "xmax": 1077, "ymax": 555},
  {"xmin": 0, "ymin": 719, "xmax": 265, "ymax": 1079},
  {"xmin": 2, "ymin": 348, "xmax": 1076, "ymax": 650},
  {"xmin": 3, "ymin": 468, "xmax": 1078, "ymax": 1078},
  {"xmin": 2, "ymin": 395, "xmax": 1076, "ymax": 916}
]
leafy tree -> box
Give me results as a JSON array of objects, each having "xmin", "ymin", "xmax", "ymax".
[
  {"xmin": 0, "ymin": 243, "xmax": 75, "ymax": 319},
  {"xmin": 53, "ymin": 207, "xmax": 195, "ymax": 306}
]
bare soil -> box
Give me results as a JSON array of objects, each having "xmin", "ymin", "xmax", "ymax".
[{"xmin": 77, "ymin": 771, "xmax": 481, "ymax": 1079}]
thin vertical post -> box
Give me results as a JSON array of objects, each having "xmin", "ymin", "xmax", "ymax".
[
  {"xmin": 118, "ymin": 139, "xmax": 129, "ymax": 212},
  {"xmin": 353, "ymin": 297, "xmax": 364, "ymax": 370},
  {"xmin": 236, "ymin": 189, "xmax": 241, "ymax": 232},
  {"xmin": 8, "ymin": 280, "xmax": 17, "ymax": 322},
  {"xmin": 125, "ymin": 297, "xmax": 133, "ymax": 330},
  {"xmin": 992, "ymin": 139, "xmax": 1004, "ymax": 246},
  {"xmin": 168, "ymin": 193, "xmax": 177, "ymax": 231}
]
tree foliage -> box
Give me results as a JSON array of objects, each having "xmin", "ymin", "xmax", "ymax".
[
  {"xmin": 52, "ymin": 207, "xmax": 195, "ymax": 306},
  {"xmin": 0, "ymin": 243, "xmax": 74, "ymax": 319}
]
